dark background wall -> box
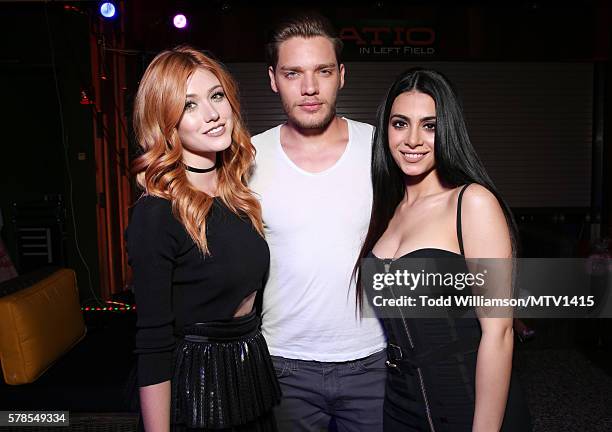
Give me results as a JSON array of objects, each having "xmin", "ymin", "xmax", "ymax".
[
  {"xmin": 125, "ymin": 0, "xmax": 609, "ymax": 62},
  {"xmin": 0, "ymin": 4, "xmax": 100, "ymax": 302}
]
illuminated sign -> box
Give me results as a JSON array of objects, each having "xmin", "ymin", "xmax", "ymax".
[{"xmin": 339, "ymin": 22, "xmax": 436, "ymax": 59}]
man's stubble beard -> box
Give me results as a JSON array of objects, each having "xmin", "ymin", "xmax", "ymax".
[{"xmin": 282, "ymin": 99, "xmax": 338, "ymax": 131}]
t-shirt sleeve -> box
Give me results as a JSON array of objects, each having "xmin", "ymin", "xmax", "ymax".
[{"xmin": 126, "ymin": 196, "xmax": 184, "ymax": 387}]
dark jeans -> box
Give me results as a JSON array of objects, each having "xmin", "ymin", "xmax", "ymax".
[{"xmin": 271, "ymin": 349, "xmax": 387, "ymax": 432}]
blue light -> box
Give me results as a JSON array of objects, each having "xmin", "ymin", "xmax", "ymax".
[{"xmin": 100, "ymin": 2, "xmax": 116, "ymax": 19}]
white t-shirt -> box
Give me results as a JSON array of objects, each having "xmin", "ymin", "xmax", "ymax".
[{"xmin": 250, "ymin": 118, "xmax": 387, "ymax": 361}]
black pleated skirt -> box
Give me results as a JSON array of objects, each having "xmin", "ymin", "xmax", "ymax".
[{"xmin": 170, "ymin": 311, "xmax": 281, "ymax": 431}]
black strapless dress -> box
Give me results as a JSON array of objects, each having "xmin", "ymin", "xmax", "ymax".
[
  {"xmin": 369, "ymin": 248, "xmax": 531, "ymax": 432},
  {"xmin": 367, "ymin": 185, "xmax": 532, "ymax": 432}
]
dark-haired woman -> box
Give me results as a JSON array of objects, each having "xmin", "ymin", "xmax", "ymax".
[
  {"xmin": 127, "ymin": 46, "xmax": 280, "ymax": 431},
  {"xmin": 355, "ymin": 68, "xmax": 531, "ymax": 431}
]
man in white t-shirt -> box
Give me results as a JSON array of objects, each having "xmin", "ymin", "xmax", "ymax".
[{"xmin": 249, "ymin": 13, "xmax": 387, "ymax": 432}]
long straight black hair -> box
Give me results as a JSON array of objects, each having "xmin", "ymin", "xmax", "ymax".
[{"xmin": 354, "ymin": 67, "xmax": 518, "ymax": 309}]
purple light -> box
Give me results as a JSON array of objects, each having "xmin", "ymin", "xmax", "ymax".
[{"xmin": 173, "ymin": 14, "xmax": 187, "ymax": 29}]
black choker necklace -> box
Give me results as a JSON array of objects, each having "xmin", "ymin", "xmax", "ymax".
[{"xmin": 184, "ymin": 163, "xmax": 216, "ymax": 173}]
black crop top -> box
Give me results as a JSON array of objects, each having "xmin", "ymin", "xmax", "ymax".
[{"xmin": 126, "ymin": 195, "xmax": 270, "ymax": 387}]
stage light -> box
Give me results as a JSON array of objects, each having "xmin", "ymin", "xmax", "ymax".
[
  {"xmin": 173, "ymin": 14, "xmax": 188, "ymax": 29},
  {"xmin": 100, "ymin": 2, "xmax": 116, "ymax": 19}
]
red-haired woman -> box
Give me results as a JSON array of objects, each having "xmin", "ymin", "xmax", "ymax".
[{"xmin": 127, "ymin": 46, "xmax": 280, "ymax": 431}]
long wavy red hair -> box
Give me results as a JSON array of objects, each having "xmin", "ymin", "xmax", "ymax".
[{"xmin": 132, "ymin": 46, "xmax": 263, "ymax": 254}]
